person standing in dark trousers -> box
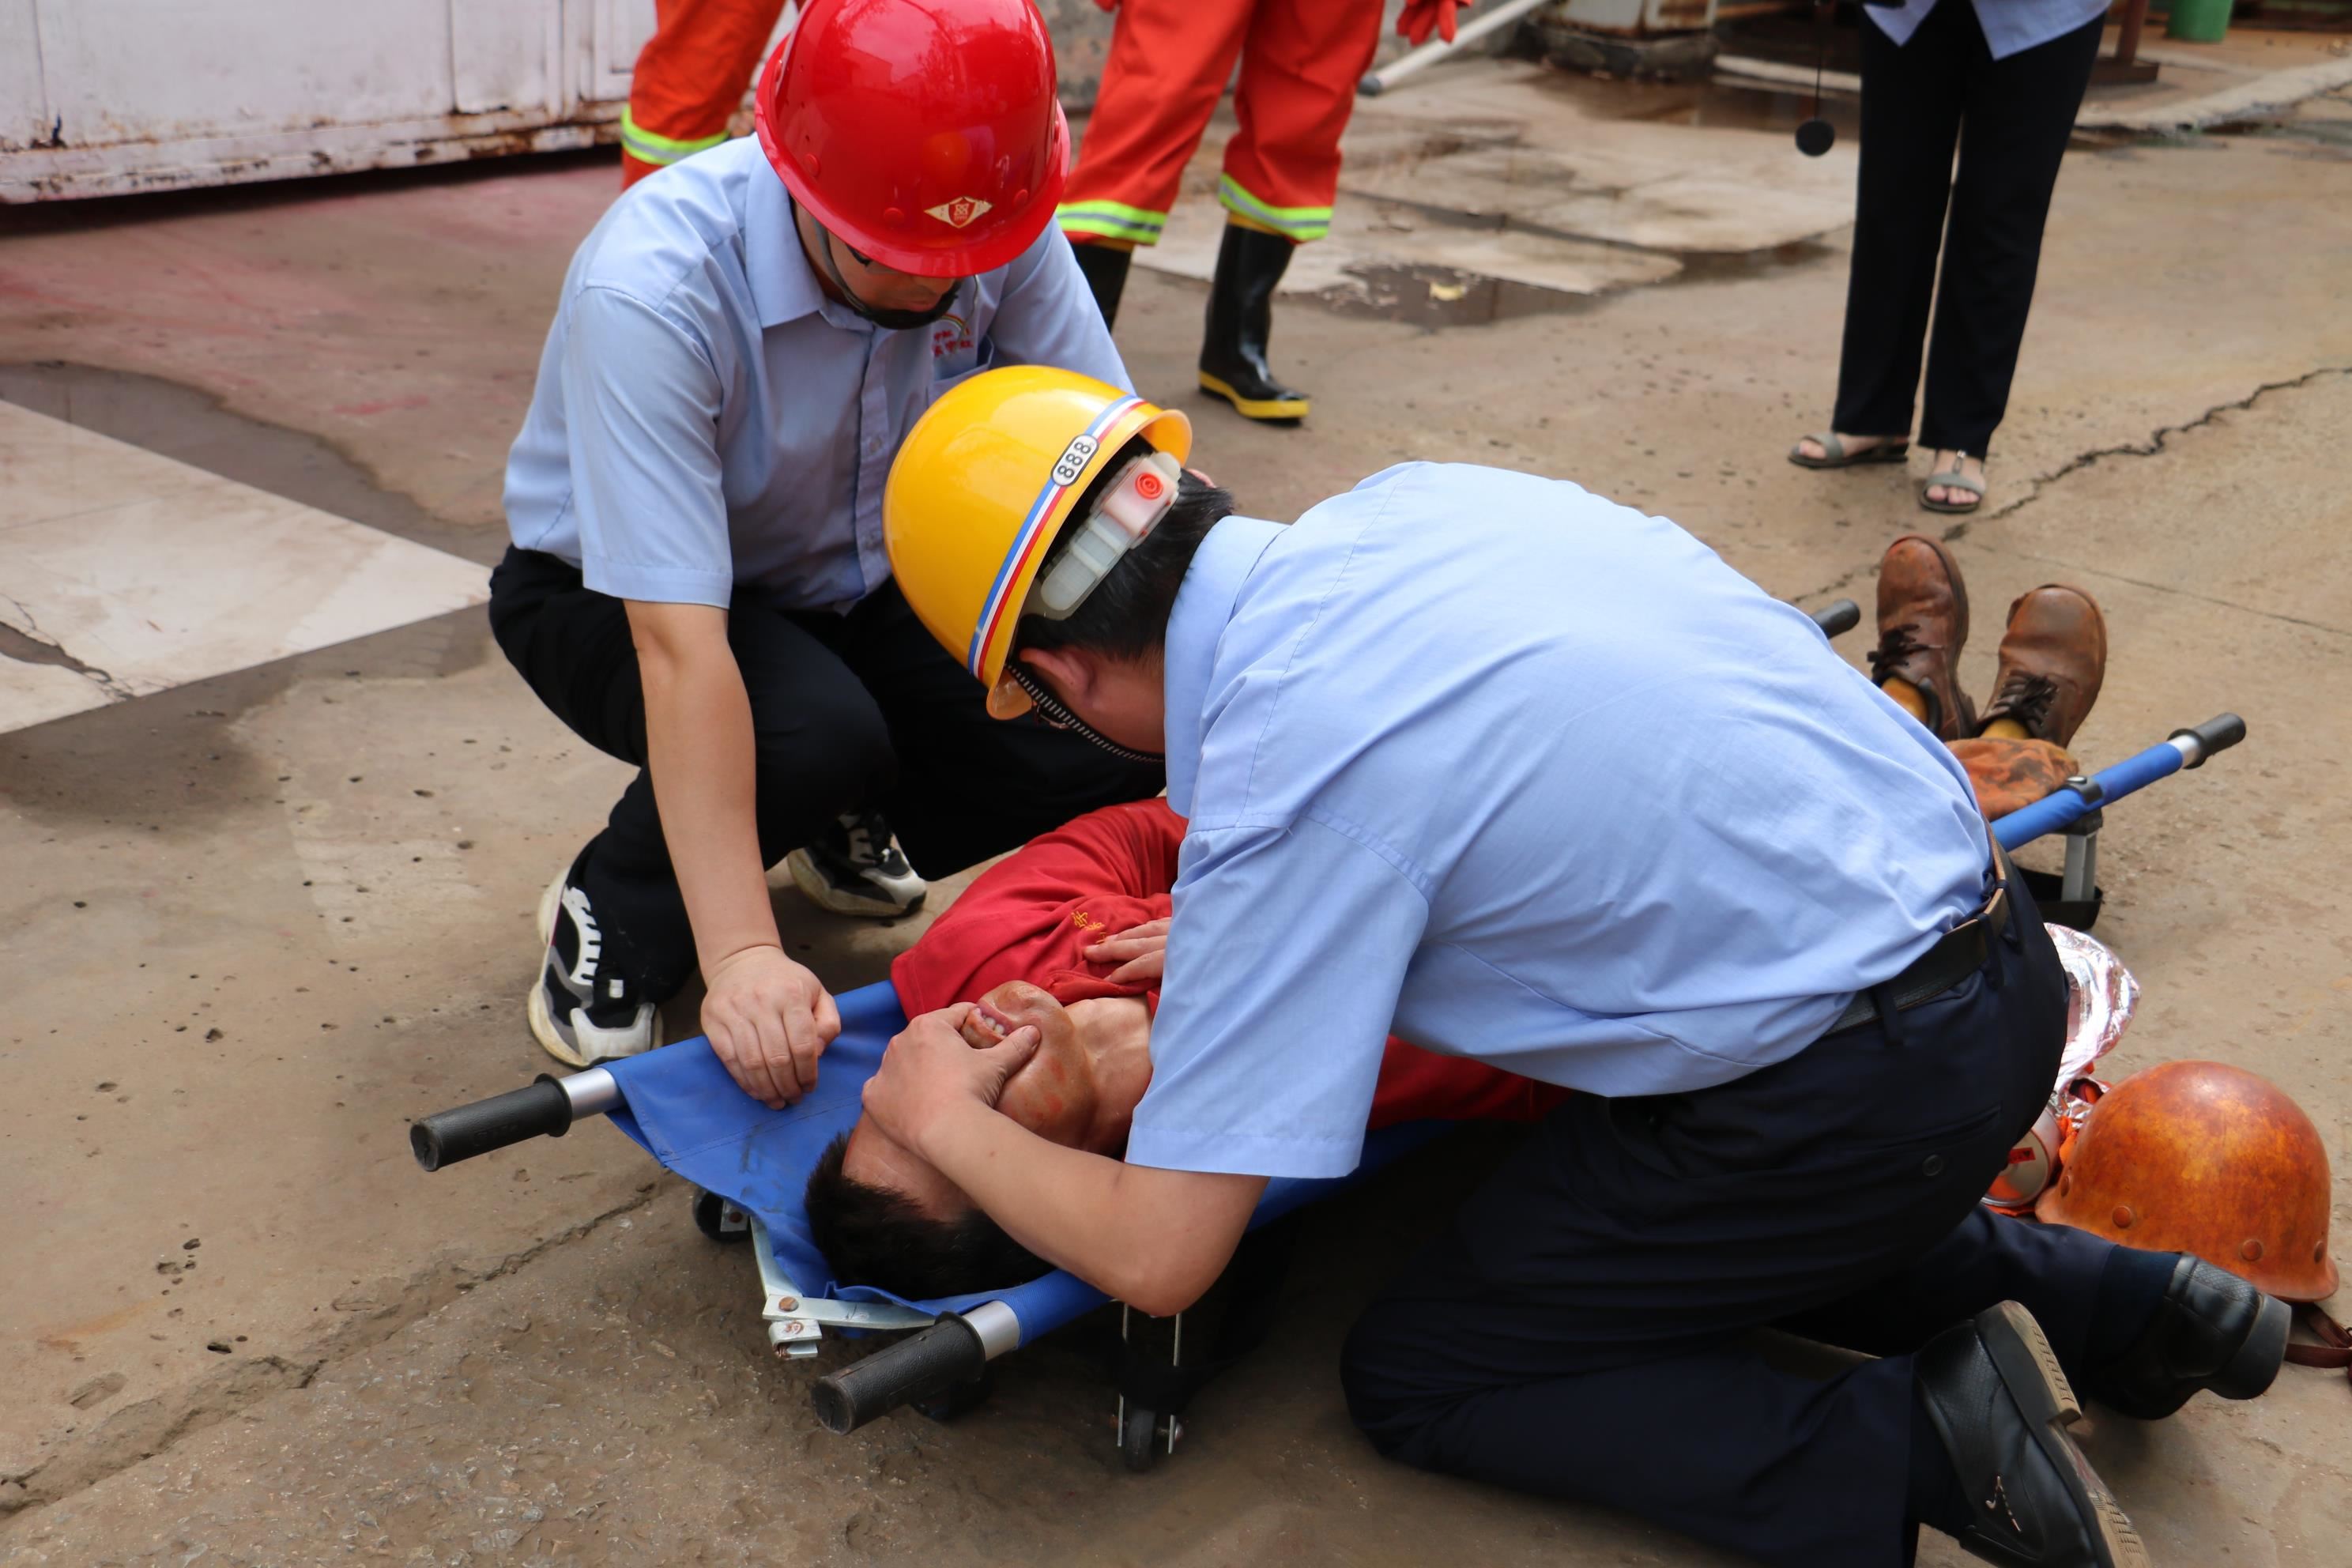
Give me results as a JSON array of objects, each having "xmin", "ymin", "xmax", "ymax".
[
  {"xmin": 1791, "ymin": 0, "xmax": 2108, "ymax": 514},
  {"xmin": 488, "ymin": 1, "xmax": 1161, "ymax": 1096}
]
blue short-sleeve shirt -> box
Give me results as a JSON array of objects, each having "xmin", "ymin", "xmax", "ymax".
[
  {"xmin": 1868, "ymin": 0, "xmax": 2109, "ymax": 59},
  {"xmin": 1125, "ymin": 463, "xmax": 1993, "ymax": 1181},
  {"xmin": 503, "ymin": 137, "xmax": 1131, "ymax": 611}
]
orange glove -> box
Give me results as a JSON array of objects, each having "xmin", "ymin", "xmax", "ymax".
[
  {"xmin": 1397, "ymin": 0, "xmax": 1467, "ymax": 45},
  {"xmin": 1949, "ymin": 736, "xmax": 2080, "ymax": 821}
]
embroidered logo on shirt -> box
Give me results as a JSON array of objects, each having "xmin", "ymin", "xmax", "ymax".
[
  {"xmin": 925, "ymin": 197, "xmax": 994, "ymax": 229},
  {"xmin": 1072, "ymin": 910, "xmax": 1102, "ymax": 931},
  {"xmin": 930, "ymin": 314, "xmax": 974, "ymax": 358}
]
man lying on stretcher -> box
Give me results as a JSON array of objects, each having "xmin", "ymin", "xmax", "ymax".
[{"xmin": 804, "ymin": 797, "xmax": 1568, "ymax": 1298}]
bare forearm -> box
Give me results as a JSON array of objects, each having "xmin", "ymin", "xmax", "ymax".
[
  {"xmin": 620, "ymin": 601, "xmax": 837, "ymax": 1106},
  {"xmin": 635, "ymin": 637, "xmax": 778, "ymax": 971},
  {"xmin": 922, "ymin": 1102, "xmax": 1263, "ymax": 1315}
]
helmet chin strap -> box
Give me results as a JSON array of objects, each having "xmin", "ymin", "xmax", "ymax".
[
  {"xmin": 1004, "ymin": 664, "xmax": 1164, "ymax": 765},
  {"xmin": 816, "ymin": 229, "xmax": 965, "ymax": 331}
]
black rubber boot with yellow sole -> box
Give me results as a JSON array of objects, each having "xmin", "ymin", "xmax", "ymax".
[{"xmin": 1199, "ymin": 223, "xmax": 1309, "ymax": 424}]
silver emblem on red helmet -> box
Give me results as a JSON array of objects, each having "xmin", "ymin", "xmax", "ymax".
[{"xmin": 926, "ymin": 197, "xmax": 995, "ymax": 229}]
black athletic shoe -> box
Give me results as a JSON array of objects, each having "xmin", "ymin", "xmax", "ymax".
[
  {"xmin": 1916, "ymin": 1301, "xmax": 2149, "ymax": 1568},
  {"xmin": 527, "ymin": 860, "xmax": 661, "ymax": 1067},
  {"xmin": 2085, "ymin": 1253, "xmax": 2291, "ymax": 1420},
  {"xmin": 784, "ymin": 810, "xmax": 927, "ymax": 919}
]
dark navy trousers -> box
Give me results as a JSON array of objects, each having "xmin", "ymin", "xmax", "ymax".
[{"xmin": 1341, "ymin": 873, "xmax": 2122, "ymax": 1566}]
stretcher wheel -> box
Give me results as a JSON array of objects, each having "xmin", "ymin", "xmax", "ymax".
[
  {"xmin": 692, "ymin": 1187, "xmax": 752, "ymax": 1245},
  {"xmin": 1119, "ymin": 1403, "xmax": 1162, "ymax": 1473}
]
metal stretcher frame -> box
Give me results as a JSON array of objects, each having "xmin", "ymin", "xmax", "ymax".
[
  {"xmin": 411, "ymin": 993, "xmax": 1451, "ymax": 1462},
  {"xmin": 411, "ymin": 600, "xmax": 2244, "ymax": 1461}
]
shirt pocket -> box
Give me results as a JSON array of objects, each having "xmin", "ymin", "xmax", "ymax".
[{"xmin": 928, "ymin": 333, "xmax": 998, "ymax": 399}]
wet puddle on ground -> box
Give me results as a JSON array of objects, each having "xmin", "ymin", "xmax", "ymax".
[
  {"xmin": 1667, "ymin": 239, "xmax": 1839, "ymax": 284},
  {"xmin": 1310, "ymin": 234, "xmax": 1839, "ymax": 325},
  {"xmin": 2227, "ymin": 97, "xmax": 2352, "ymax": 153},
  {"xmin": 1313, "ymin": 262, "xmax": 1601, "ymax": 326},
  {"xmin": 1132, "ymin": 56, "xmax": 1944, "ymax": 328},
  {"xmin": 1518, "ymin": 68, "xmax": 1864, "ymax": 142},
  {"xmin": 1291, "ymin": 66, "xmax": 1862, "ymax": 325}
]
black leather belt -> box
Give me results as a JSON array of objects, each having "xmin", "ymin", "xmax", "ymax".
[{"xmin": 1826, "ymin": 845, "xmax": 2013, "ymax": 1036}]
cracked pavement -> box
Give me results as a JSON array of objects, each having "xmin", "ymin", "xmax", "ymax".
[
  {"xmin": 0, "ymin": 594, "xmax": 134, "ymax": 703},
  {"xmin": 3, "ymin": 55, "xmax": 2350, "ymax": 1567}
]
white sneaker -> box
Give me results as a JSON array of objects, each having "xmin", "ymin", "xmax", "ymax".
[
  {"xmin": 784, "ymin": 809, "xmax": 928, "ymax": 919},
  {"xmin": 527, "ymin": 865, "xmax": 662, "ymax": 1068}
]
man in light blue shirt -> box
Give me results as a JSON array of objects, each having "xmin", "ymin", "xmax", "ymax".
[
  {"xmin": 485, "ymin": 0, "xmax": 1162, "ymax": 1099},
  {"xmin": 1127, "ymin": 462, "xmax": 1987, "ymax": 1163},
  {"xmin": 865, "ymin": 378, "xmax": 2285, "ymax": 1568},
  {"xmin": 501, "ymin": 137, "xmax": 1127, "ymax": 615}
]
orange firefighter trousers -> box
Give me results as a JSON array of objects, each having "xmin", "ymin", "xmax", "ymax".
[
  {"xmin": 1057, "ymin": 0, "xmax": 1385, "ymax": 248},
  {"xmin": 620, "ymin": 0, "xmax": 787, "ymax": 189}
]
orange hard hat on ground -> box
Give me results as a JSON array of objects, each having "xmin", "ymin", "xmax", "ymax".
[
  {"xmin": 752, "ymin": 0, "xmax": 1069, "ymax": 277},
  {"xmin": 2037, "ymin": 1060, "xmax": 2338, "ymax": 1302}
]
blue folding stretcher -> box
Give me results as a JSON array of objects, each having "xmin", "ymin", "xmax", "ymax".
[
  {"xmin": 413, "ymin": 979, "xmax": 1449, "ymax": 1465},
  {"xmin": 412, "ymin": 601, "xmax": 2243, "ymax": 1467}
]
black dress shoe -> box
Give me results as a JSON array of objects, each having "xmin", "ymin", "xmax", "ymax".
[
  {"xmin": 2085, "ymin": 1253, "xmax": 2291, "ymax": 1420},
  {"xmin": 1917, "ymin": 1301, "xmax": 2149, "ymax": 1568}
]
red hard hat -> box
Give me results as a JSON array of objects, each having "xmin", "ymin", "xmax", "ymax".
[{"xmin": 752, "ymin": 0, "xmax": 1069, "ymax": 278}]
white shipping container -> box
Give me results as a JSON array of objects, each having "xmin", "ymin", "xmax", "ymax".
[{"xmin": 0, "ymin": 0, "xmax": 739, "ymax": 202}]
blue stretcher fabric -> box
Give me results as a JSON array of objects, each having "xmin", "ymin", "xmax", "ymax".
[{"xmin": 601, "ymin": 980, "xmax": 1447, "ymax": 1344}]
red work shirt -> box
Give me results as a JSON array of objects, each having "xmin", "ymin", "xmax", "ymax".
[{"xmin": 891, "ymin": 799, "xmax": 1568, "ymax": 1129}]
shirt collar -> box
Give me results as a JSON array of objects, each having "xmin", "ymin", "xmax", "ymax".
[
  {"xmin": 1162, "ymin": 514, "xmax": 1285, "ymax": 816},
  {"xmin": 745, "ymin": 174, "xmax": 827, "ymax": 328}
]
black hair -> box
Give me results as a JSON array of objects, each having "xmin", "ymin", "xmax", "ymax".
[
  {"xmin": 1013, "ymin": 435, "xmax": 1237, "ymax": 665},
  {"xmin": 802, "ymin": 1132, "xmax": 1049, "ymax": 1299}
]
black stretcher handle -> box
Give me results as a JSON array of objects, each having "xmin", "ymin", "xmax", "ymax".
[
  {"xmin": 1810, "ymin": 598, "xmax": 1861, "ymax": 639},
  {"xmin": 411, "ymin": 1076, "xmax": 575, "ymax": 1171},
  {"xmin": 2170, "ymin": 712, "xmax": 2245, "ymax": 767},
  {"xmin": 812, "ymin": 1316, "xmax": 987, "ymax": 1434}
]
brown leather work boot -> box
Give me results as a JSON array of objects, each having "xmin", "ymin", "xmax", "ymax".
[
  {"xmin": 1871, "ymin": 534, "xmax": 1975, "ymax": 741},
  {"xmin": 1980, "ymin": 586, "xmax": 2107, "ymax": 748}
]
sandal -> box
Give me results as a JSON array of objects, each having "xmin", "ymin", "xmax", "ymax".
[
  {"xmin": 1919, "ymin": 455, "xmax": 1986, "ymax": 514},
  {"xmin": 1788, "ymin": 432, "xmax": 1911, "ymax": 469}
]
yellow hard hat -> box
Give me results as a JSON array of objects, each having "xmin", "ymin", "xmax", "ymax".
[{"xmin": 884, "ymin": 365, "xmax": 1191, "ymax": 718}]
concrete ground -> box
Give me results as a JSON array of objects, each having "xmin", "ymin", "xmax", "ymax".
[{"xmin": 3, "ymin": 43, "xmax": 2350, "ymax": 1568}]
